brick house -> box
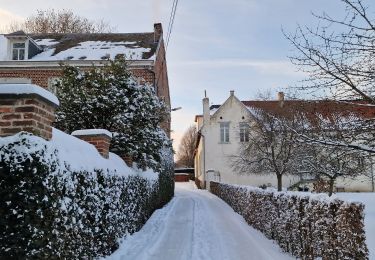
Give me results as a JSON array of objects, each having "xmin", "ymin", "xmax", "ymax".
[{"xmin": 0, "ymin": 23, "xmax": 171, "ymax": 134}]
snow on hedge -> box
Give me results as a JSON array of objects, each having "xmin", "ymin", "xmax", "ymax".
[
  {"xmin": 0, "ymin": 129, "xmax": 171, "ymax": 258},
  {"xmin": 211, "ymin": 182, "xmax": 369, "ymax": 259},
  {"xmin": 0, "ymin": 128, "xmax": 157, "ymax": 181},
  {"xmin": 336, "ymin": 193, "xmax": 375, "ymax": 260},
  {"xmin": 0, "ymin": 83, "xmax": 59, "ymax": 105}
]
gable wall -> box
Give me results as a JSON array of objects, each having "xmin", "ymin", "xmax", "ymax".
[
  {"xmin": 196, "ymin": 95, "xmax": 300, "ymax": 189},
  {"xmin": 153, "ymin": 40, "xmax": 170, "ymax": 136}
]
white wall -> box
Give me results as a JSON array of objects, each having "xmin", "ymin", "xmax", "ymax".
[
  {"xmin": 0, "ymin": 35, "xmax": 8, "ymax": 60},
  {"xmin": 195, "ymin": 93, "xmax": 300, "ymax": 190}
]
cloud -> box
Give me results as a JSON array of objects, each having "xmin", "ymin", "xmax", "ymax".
[
  {"xmin": 0, "ymin": 9, "xmax": 24, "ymax": 32},
  {"xmin": 169, "ymin": 58, "xmax": 304, "ymax": 77}
]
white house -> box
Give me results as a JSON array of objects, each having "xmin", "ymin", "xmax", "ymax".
[{"xmin": 194, "ymin": 91, "xmax": 375, "ymax": 192}]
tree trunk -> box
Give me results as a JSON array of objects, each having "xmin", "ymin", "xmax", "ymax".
[
  {"xmin": 277, "ymin": 174, "xmax": 282, "ymax": 191},
  {"xmin": 328, "ymin": 178, "xmax": 335, "ymax": 197}
]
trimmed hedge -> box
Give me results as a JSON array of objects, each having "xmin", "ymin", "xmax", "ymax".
[
  {"xmin": 0, "ymin": 133, "xmax": 174, "ymax": 259},
  {"xmin": 210, "ymin": 182, "xmax": 368, "ymax": 260}
]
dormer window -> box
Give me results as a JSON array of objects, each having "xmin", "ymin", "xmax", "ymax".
[{"xmin": 12, "ymin": 42, "xmax": 26, "ymax": 60}]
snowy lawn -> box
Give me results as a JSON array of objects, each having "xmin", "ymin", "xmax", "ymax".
[
  {"xmin": 336, "ymin": 193, "xmax": 375, "ymax": 260},
  {"xmin": 104, "ymin": 181, "xmax": 294, "ymax": 260}
]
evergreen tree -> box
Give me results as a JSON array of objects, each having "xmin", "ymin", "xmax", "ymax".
[{"xmin": 54, "ymin": 57, "xmax": 170, "ymax": 170}]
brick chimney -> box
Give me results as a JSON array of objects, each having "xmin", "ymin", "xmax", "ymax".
[
  {"xmin": 154, "ymin": 23, "xmax": 163, "ymax": 42},
  {"xmin": 277, "ymin": 92, "xmax": 285, "ymax": 108},
  {"xmin": 0, "ymin": 83, "xmax": 59, "ymax": 140},
  {"xmin": 72, "ymin": 129, "xmax": 112, "ymax": 159}
]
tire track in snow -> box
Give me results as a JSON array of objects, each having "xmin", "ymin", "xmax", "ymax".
[{"xmin": 105, "ymin": 182, "xmax": 295, "ymax": 260}]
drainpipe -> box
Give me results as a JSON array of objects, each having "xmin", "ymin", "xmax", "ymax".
[{"xmin": 199, "ymin": 132, "xmax": 206, "ymax": 189}]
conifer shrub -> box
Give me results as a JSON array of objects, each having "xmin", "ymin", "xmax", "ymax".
[{"xmin": 54, "ymin": 57, "xmax": 169, "ymax": 171}]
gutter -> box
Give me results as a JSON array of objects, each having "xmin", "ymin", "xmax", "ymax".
[{"xmin": 0, "ymin": 59, "xmax": 154, "ymax": 68}]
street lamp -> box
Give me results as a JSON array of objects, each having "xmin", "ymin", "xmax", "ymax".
[{"xmin": 171, "ymin": 107, "xmax": 182, "ymax": 112}]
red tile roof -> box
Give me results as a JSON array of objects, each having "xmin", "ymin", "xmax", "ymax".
[{"xmin": 242, "ymin": 100, "xmax": 375, "ymax": 119}]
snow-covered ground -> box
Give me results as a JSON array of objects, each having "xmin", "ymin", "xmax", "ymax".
[
  {"xmin": 336, "ymin": 193, "xmax": 375, "ymax": 259},
  {"xmin": 105, "ymin": 181, "xmax": 293, "ymax": 260}
]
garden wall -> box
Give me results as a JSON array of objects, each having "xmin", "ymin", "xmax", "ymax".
[{"xmin": 210, "ymin": 182, "xmax": 368, "ymax": 260}]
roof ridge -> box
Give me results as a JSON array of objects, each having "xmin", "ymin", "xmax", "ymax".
[{"xmin": 29, "ymin": 32, "xmax": 154, "ymax": 37}]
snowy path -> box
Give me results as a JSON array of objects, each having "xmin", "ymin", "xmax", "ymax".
[{"xmin": 105, "ymin": 182, "xmax": 293, "ymax": 260}]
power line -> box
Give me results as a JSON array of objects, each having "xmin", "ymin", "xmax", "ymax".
[
  {"xmin": 153, "ymin": 0, "xmax": 179, "ymax": 105},
  {"xmin": 166, "ymin": 0, "xmax": 179, "ymax": 49},
  {"xmin": 166, "ymin": 0, "xmax": 177, "ymax": 43},
  {"xmin": 166, "ymin": 0, "xmax": 177, "ymax": 47}
]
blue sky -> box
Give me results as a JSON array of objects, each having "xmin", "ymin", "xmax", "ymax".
[{"xmin": 0, "ymin": 0, "xmax": 365, "ymax": 151}]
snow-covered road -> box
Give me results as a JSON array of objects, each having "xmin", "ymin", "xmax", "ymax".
[{"xmin": 105, "ymin": 182, "xmax": 293, "ymax": 260}]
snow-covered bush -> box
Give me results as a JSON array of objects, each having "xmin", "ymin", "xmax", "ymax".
[
  {"xmin": 54, "ymin": 57, "xmax": 169, "ymax": 170},
  {"xmin": 0, "ymin": 130, "xmax": 173, "ymax": 258},
  {"xmin": 211, "ymin": 182, "xmax": 368, "ymax": 259}
]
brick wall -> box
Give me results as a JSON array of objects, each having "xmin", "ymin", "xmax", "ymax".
[
  {"xmin": 120, "ymin": 154, "xmax": 133, "ymax": 167},
  {"xmin": 174, "ymin": 174, "xmax": 190, "ymax": 182},
  {"xmin": 154, "ymin": 40, "xmax": 171, "ymax": 136},
  {"xmin": 0, "ymin": 69, "xmax": 62, "ymax": 89},
  {"xmin": 0, "ymin": 94, "xmax": 57, "ymax": 140},
  {"xmin": 72, "ymin": 133, "xmax": 111, "ymax": 159}
]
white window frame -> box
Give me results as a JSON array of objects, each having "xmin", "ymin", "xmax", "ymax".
[
  {"xmin": 11, "ymin": 41, "xmax": 26, "ymax": 60},
  {"xmin": 220, "ymin": 122, "xmax": 230, "ymax": 143},
  {"xmin": 239, "ymin": 122, "xmax": 250, "ymax": 142}
]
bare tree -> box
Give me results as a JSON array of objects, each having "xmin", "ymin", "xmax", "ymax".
[
  {"xmin": 300, "ymin": 144, "xmax": 365, "ymax": 196},
  {"xmin": 233, "ymin": 98, "xmax": 372, "ymax": 193},
  {"xmin": 288, "ymin": 103, "xmax": 375, "ymax": 155},
  {"xmin": 283, "ymin": 0, "xmax": 375, "ymax": 155},
  {"xmin": 282, "ymin": 103, "xmax": 371, "ymax": 195},
  {"xmin": 364, "ymin": 155, "xmax": 375, "ymax": 192},
  {"xmin": 176, "ymin": 125, "xmax": 197, "ymax": 168},
  {"xmin": 6, "ymin": 9, "xmax": 114, "ymax": 34},
  {"xmin": 284, "ymin": 0, "xmax": 375, "ymax": 104},
  {"xmin": 232, "ymin": 107, "xmax": 300, "ymax": 191}
]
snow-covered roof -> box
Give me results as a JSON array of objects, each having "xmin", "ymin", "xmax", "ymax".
[
  {"xmin": 209, "ymin": 105, "xmax": 220, "ymax": 115},
  {"xmin": 72, "ymin": 129, "xmax": 112, "ymax": 138},
  {"xmin": 194, "ymin": 105, "xmax": 220, "ymax": 119},
  {"xmin": 30, "ymin": 33, "xmax": 157, "ymax": 61},
  {"xmin": 0, "ymin": 83, "xmax": 59, "ymax": 106},
  {"xmin": 31, "ymin": 40, "xmax": 154, "ymax": 61},
  {"xmin": 199, "ymin": 99, "xmax": 375, "ymax": 124},
  {"xmin": 0, "ymin": 31, "xmax": 159, "ymax": 62},
  {"xmin": 242, "ymin": 100, "xmax": 375, "ymax": 125}
]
